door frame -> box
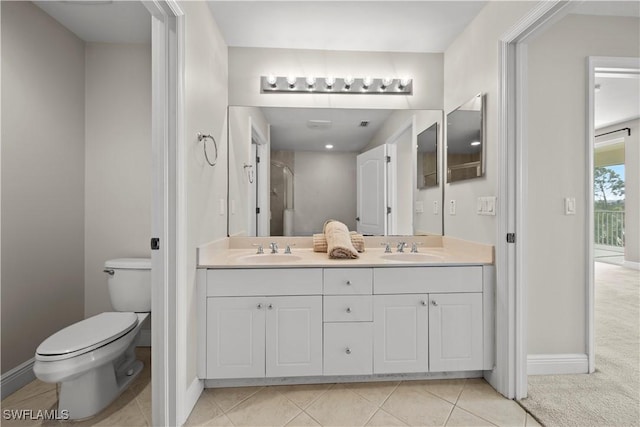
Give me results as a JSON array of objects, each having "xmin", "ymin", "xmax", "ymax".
[
  {"xmin": 586, "ymin": 56, "xmax": 640, "ymax": 373},
  {"xmin": 250, "ymin": 119, "xmax": 269, "ymax": 236},
  {"xmin": 384, "ymin": 117, "xmax": 414, "ymax": 235},
  {"xmin": 496, "ymin": 0, "xmax": 573, "ymax": 400},
  {"xmin": 143, "ymin": 0, "xmax": 184, "ymax": 424}
]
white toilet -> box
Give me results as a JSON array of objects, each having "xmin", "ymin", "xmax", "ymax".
[{"xmin": 33, "ymin": 258, "xmax": 151, "ymax": 420}]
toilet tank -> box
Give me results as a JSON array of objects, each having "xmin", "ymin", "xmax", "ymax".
[{"xmin": 104, "ymin": 258, "xmax": 151, "ymax": 312}]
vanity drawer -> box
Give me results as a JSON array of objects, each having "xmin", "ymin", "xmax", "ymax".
[
  {"xmin": 206, "ymin": 268, "xmax": 323, "ymax": 296},
  {"xmin": 324, "ymin": 268, "xmax": 373, "ymax": 295},
  {"xmin": 324, "ymin": 296, "xmax": 372, "ymax": 322},
  {"xmin": 374, "ymin": 266, "xmax": 482, "ymax": 294},
  {"xmin": 324, "ymin": 323, "xmax": 373, "ymax": 376}
]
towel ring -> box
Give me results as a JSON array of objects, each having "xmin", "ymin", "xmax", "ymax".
[{"xmin": 197, "ymin": 133, "xmax": 218, "ymax": 167}]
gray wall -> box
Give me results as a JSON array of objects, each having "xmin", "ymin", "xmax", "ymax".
[
  {"xmin": 1, "ymin": 1, "xmax": 85, "ymax": 373},
  {"xmin": 84, "ymin": 43, "xmax": 151, "ymax": 317},
  {"xmin": 183, "ymin": 0, "xmax": 229, "ymax": 388},
  {"xmin": 526, "ymin": 14, "xmax": 640, "ymax": 354}
]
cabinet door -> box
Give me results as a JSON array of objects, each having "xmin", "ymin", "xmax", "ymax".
[
  {"xmin": 265, "ymin": 296, "xmax": 322, "ymax": 377},
  {"xmin": 429, "ymin": 293, "xmax": 483, "ymax": 372},
  {"xmin": 207, "ymin": 297, "xmax": 265, "ymax": 379},
  {"xmin": 373, "ymin": 294, "xmax": 429, "ymax": 374}
]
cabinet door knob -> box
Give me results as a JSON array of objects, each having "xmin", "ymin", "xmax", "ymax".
[
  {"xmin": 257, "ymin": 303, "xmax": 263, "ymax": 309},
  {"xmin": 346, "ymin": 280, "xmax": 352, "ymax": 285},
  {"xmin": 345, "ymin": 347, "xmax": 352, "ymax": 355},
  {"xmin": 268, "ymin": 304, "xmax": 273, "ymax": 310},
  {"xmin": 431, "ymin": 300, "xmax": 438, "ymax": 307},
  {"xmin": 421, "ymin": 300, "xmax": 427, "ymax": 306},
  {"xmin": 346, "ymin": 307, "xmax": 352, "ymax": 313}
]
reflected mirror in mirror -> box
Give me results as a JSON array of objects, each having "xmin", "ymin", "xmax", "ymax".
[
  {"xmin": 446, "ymin": 93, "xmax": 485, "ymax": 183},
  {"xmin": 228, "ymin": 106, "xmax": 443, "ymax": 238},
  {"xmin": 417, "ymin": 123, "xmax": 438, "ymax": 189}
]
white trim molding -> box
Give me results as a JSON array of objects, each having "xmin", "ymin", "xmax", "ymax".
[
  {"xmin": 1, "ymin": 358, "xmax": 36, "ymax": 400},
  {"xmin": 623, "ymin": 260, "xmax": 640, "ymax": 271},
  {"xmin": 184, "ymin": 377, "xmax": 205, "ymax": 422},
  {"xmin": 527, "ymin": 354, "xmax": 589, "ymax": 375}
]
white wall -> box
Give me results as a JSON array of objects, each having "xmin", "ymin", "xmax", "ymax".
[
  {"xmin": 1, "ymin": 1, "xmax": 85, "ymax": 373},
  {"xmin": 229, "ymin": 47, "xmax": 443, "ymax": 110},
  {"xmin": 443, "ymin": 1, "xmax": 537, "ymax": 244},
  {"xmin": 597, "ymin": 119, "xmax": 639, "ymax": 266},
  {"xmin": 292, "ymin": 151, "xmax": 357, "ymax": 235},
  {"xmin": 394, "ymin": 127, "xmax": 414, "ymax": 235},
  {"xmin": 228, "ymin": 106, "xmax": 269, "ymax": 236},
  {"xmin": 84, "ymin": 43, "xmax": 151, "ymax": 318},
  {"xmin": 183, "ymin": 1, "xmax": 229, "ymax": 387},
  {"xmin": 526, "ymin": 14, "xmax": 640, "ymax": 354}
]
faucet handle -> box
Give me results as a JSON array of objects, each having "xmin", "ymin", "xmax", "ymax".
[
  {"xmin": 252, "ymin": 244, "xmax": 264, "ymax": 254},
  {"xmin": 269, "ymin": 242, "xmax": 279, "ymax": 254},
  {"xmin": 380, "ymin": 242, "xmax": 391, "ymax": 253},
  {"xmin": 411, "ymin": 242, "xmax": 423, "ymax": 253},
  {"xmin": 284, "ymin": 243, "xmax": 296, "ymax": 254},
  {"xmin": 397, "ymin": 242, "xmax": 408, "ymax": 253}
]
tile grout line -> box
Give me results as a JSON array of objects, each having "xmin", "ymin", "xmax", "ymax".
[
  {"xmin": 219, "ymin": 386, "xmax": 265, "ymax": 415},
  {"xmin": 377, "ymin": 381, "xmax": 402, "ymax": 409}
]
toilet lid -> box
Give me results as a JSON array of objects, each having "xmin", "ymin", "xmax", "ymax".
[{"xmin": 36, "ymin": 312, "xmax": 138, "ymax": 361}]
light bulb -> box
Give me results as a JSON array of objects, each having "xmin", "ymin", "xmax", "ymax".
[
  {"xmin": 362, "ymin": 76, "xmax": 373, "ymax": 89},
  {"xmin": 306, "ymin": 76, "xmax": 316, "ymax": 89},
  {"xmin": 325, "ymin": 144, "xmax": 334, "ymax": 149},
  {"xmin": 325, "ymin": 77, "xmax": 335, "ymax": 89},
  {"xmin": 343, "ymin": 76, "xmax": 354, "ymax": 90},
  {"xmin": 470, "ymin": 141, "xmax": 481, "ymax": 146},
  {"xmin": 266, "ymin": 75, "xmax": 277, "ymax": 88},
  {"xmin": 380, "ymin": 77, "xmax": 393, "ymax": 90},
  {"xmin": 286, "ymin": 76, "xmax": 297, "ymax": 88},
  {"xmin": 398, "ymin": 78, "xmax": 412, "ymax": 90}
]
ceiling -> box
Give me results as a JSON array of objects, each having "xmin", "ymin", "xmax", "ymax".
[
  {"xmin": 207, "ymin": 1, "xmax": 488, "ymax": 53},
  {"xmin": 595, "ymin": 73, "xmax": 640, "ymax": 130},
  {"xmin": 263, "ymin": 107, "xmax": 395, "ymax": 152}
]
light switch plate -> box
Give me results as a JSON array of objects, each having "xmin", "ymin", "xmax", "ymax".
[
  {"xmin": 433, "ymin": 200, "xmax": 439, "ymax": 215},
  {"xmin": 449, "ymin": 200, "xmax": 456, "ymax": 215},
  {"xmin": 564, "ymin": 197, "xmax": 576, "ymax": 215},
  {"xmin": 477, "ymin": 196, "xmax": 496, "ymax": 216}
]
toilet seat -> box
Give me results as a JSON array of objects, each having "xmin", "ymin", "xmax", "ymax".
[{"xmin": 36, "ymin": 312, "xmax": 138, "ymax": 362}]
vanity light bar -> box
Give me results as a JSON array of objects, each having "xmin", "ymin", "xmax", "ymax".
[{"xmin": 260, "ymin": 76, "xmax": 413, "ymax": 95}]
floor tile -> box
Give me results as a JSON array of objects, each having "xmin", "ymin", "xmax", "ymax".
[
  {"xmin": 273, "ymin": 383, "xmax": 333, "ymax": 409},
  {"xmin": 205, "ymin": 386, "xmax": 263, "ymax": 412},
  {"xmin": 402, "ymin": 379, "xmax": 466, "ymax": 404},
  {"xmin": 195, "ymin": 414, "xmax": 234, "ymax": 427},
  {"xmin": 381, "ymin": 383, "xmax": 454, "ymax": 426},
  {"xmin": 225, "ymin": 387, "xmax": 301, "ymax": 426},
  {"xmin": 342, "ymin": 382, "xmax": 400, "ymax": 406},
  {"xmin": 365, "ymin": 409, "xmax": 408, "ymax": 426},
  {"xmin": 185, "ymin": 391, "xmax": 224, "ymax": 427},
  {"xmin": 93, "ymin": 396, "xmax": 149, "ymax": 427},
  {"xmin": 305, "ymin": 387, "xmax": 378, "ymax": 426},
  {"xmin": 1, "ymin": 390, "xmax": 59, "ymax": 427},
  {"xmin": 133, "ymin": 383, "xmax": 152, "ymax": 426},
  {"xmin": 285, "ymin": 412, "xmax": 321, "ymax": 426},
  {"xmin": 456, "ymin": 380, "xmax": 526, "ymax": 427},
  {"xmin": 525, "ymin": 414, "xmax": 541, "ymax": 427},
  {"xmin": 1, "ymin": 380, "xmax": 56, "ymax": 408},
  {"xmin": 445, "ymin": 407, "xmax": 496, "ymax": 426}
]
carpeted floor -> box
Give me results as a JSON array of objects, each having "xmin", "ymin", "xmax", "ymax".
[{"xmin": 519, "ymin": 262, "xmax": 640, "ymax": 426}]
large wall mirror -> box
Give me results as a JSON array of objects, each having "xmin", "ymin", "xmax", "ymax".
[
  {"xmin": 228, "ymin": 106, "xmax": 444, "ymax": 237},
  {"xmin": 446, "ymin": 93, "xmax": 485, "ymax": 183}
]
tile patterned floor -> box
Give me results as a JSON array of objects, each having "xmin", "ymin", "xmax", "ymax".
[{"xmin": 2, "ymin": 348, "xmax": 538, "ymax": 426}]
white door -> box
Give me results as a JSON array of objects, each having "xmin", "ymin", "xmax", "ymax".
[
  {"xmin": 357, "ymin": 144, "xmax": 388, "ymax": 235},
  {"xmin": 248, "ymin": 142, "xmax": 258, "ymax": 236},
  {"xmin": 265, "ymin": 296, "xmax": 323, "ymax": 377},
  {"xmin": 373, "ymin": 294, "xmax": 429, "ymax": 374},
  {"xmin": 429, "ymin": 293, "xmax": 483, "ymax": 372},
  {"xmin": 207, "ymin": 297, "xmax": 265, "ymax": 379}
]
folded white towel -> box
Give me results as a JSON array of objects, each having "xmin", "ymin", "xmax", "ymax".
[{"xmin": 324, "ymin": 220, "xmax": 359, "ymax": 259}]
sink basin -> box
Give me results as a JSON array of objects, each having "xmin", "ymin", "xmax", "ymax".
[
  {"xmin": 237, "ymin": 254, "xmax": 303, "ymax": 264},
  {"xmin": 380, "ymin": 253, "xmax": 442, "ymax": 263}
]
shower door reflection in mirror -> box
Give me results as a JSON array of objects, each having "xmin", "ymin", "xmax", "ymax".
[{"xmin": 227, "ymin": 106, "xmax": 444, "ymax": 237}]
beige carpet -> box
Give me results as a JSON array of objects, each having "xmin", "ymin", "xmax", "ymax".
[{"xmin": 519, "ymin": 262, "xmax": 640, "ymax": 426}]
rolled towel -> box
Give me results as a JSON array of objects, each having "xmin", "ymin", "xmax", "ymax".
[
  {"xmin": 313, "ymin": 232, "xmax": 365, "ymax": 253},
  {"xmin": 324, "ymin": 220, "xmax": 359, "ymax": 259}
]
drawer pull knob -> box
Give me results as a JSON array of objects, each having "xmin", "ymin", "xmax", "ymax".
[
  {"xmin": 345, "ymin": 347, "xmax": 352, "ymax": 355},
  {"xmin": 268, "ymin": 304, "xmax": 273, "ymax": 310},
  {"xmin": 346, "ymin": 280, "xmax": 352, "ymax": 285},
  {"xmin": 421, "ymin": 300, "xmax": 427, "ymax": 306},
  {"xmin": 431, "ymin": 300, "xmax": 438, "ymax": 307},
  {"xmin": 346, "ymin": 307, "xmax": 352, "ymax": 313},
  {"xmin": 257, "ymin": 303, "xmax": 263, "ymax": 309}
]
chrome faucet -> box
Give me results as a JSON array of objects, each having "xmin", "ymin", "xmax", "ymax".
[
  {"xmin": 411, "ymin": 242, "xmax": 420, "ymax": 253},
  {"xmin": 253, "ymin": 244, "xmax": 264, "ymax": 254},
  {"xmin": 269, "ymin": 242, "xmax": 279, "ymax": 254},
  {"xmin": 284, "ymin": 243, "xmax": 295, "ymax": 254},
  {"xmin": 381, "ymin": 242, "xmax": 391, "ymax": 253},
  {"xmin": 397, "ymin": 242, "xmax": 408, "ymax": 253}
]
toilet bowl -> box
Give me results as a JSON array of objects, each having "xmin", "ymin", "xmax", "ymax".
[{"xmin": 33, "ymin": 258, "xmax": 151, "ymax": 420}]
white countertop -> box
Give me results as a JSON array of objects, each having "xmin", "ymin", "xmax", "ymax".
[{"xmin": 197, "ymin": 236, "xmax": 493, "ymax": 269}]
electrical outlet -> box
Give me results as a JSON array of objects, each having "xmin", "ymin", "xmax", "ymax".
[
  {"xmin": 433, "ymin": 200, "xmax": 439, "ymax": 215},
  {"xmin": 449, "ymin": 200, "xmax": 456, "ymax": 215}
]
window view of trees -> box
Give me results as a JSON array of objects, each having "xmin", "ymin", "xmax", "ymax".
[{"xmin": 594, "ymin": 165, "xmax": 625, "ymax": 247}]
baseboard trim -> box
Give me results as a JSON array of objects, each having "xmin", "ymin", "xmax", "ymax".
[
  {"xmin": 623, "ymin": 260, "xmax": 640, "ymax": 271},
  {"xmin": 1, "ymin": 358, "xmax": 36, "ymax": 400},
  {"xmin": 181, "ymin": 378, "xmax": 204, "ymax": 425},
  {"xmin": 139, "ymin": 329, "xmax": 152, "ymax": 347},
  {"xmin": 527, "ymin": 353, "xmax": 588, "ymax": 375}
]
